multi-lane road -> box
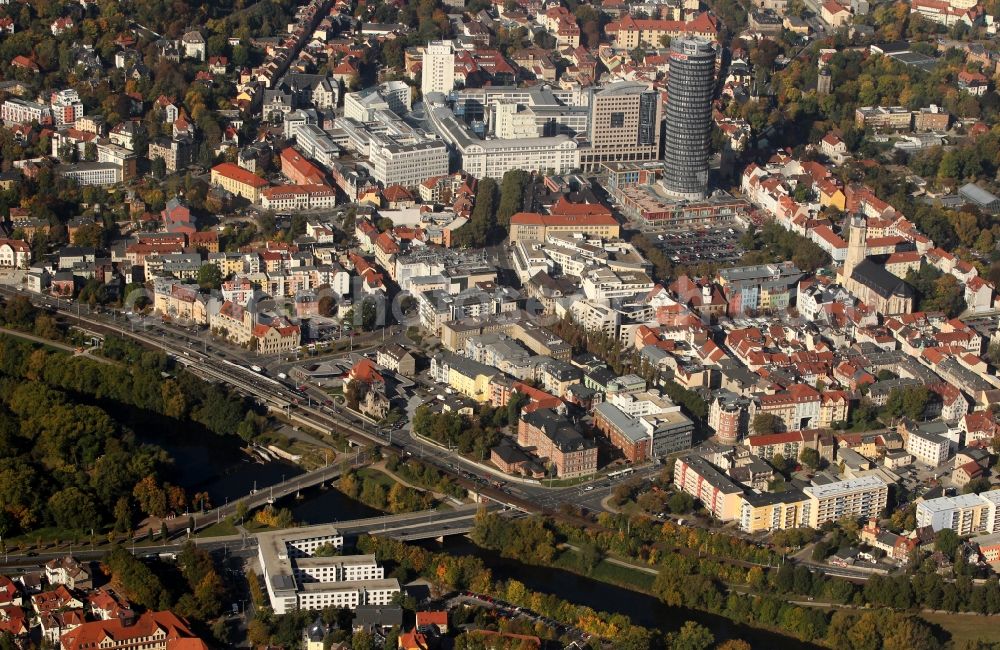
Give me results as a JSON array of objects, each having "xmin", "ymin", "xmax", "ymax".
[
  {"xmin": 0, "ymin": 286, "xmax": 644, "ymax": 521},
  {"xmin": 0, "ymin": 287, "xmax": 896, "ymax": 584}
]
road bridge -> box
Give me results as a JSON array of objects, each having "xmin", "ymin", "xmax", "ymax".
[{"xmin": 0, "ymin": 503, "xmax": 507, "ymax": 569}]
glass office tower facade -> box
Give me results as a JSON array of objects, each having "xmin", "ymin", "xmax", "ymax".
[{"xmin": 662, "ymin": 38, "xmax": 716, "ymax": 200}]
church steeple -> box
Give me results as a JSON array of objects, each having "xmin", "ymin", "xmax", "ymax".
[{"xmin": 843, "ymin": 213, "xmax": 867, "ymax": 282}]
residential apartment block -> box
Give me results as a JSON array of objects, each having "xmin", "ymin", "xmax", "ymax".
[
  {"xmin": 673, "ymin": 454, "xmax": 745, "ymax": 521},
  {"xmin": 801, "ymin": 476, "xmax": 888, "ymax": 528},
  {"xmin": 1, "ymin": 98, "xmax": 52, "ymax": 125},
  {"xmin": 429, "ymin": 352, "xmax": 498, "ymax": 402},
  {"xmin": 916, "ymin": 490, "xmax": 1000, "ymax": 534},
  {"xmin": 739, "ymin": 489, "xmax": 809, "ymax": 534},
  {"xmin": 906, "ymin": 428, "xmax": 951, "ymax": 467},
  {"xmin": 718, "ymin": 262, "xmax": 802, "ymax": 316}
]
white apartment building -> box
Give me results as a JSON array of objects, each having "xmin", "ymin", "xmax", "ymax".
[
  {"xmin": 261, "ymin": 184, "xmax": 338, "ymax": 211},
  {"xmin": 916, "ymin": 491, "xmax": 1000, "ymax": 534},
  {"xmin": 283, "ymin": 109, "xmax": 317, "ymax": 139},
  {"xmin": 56, "ymin": 162, "xmax": 122, "ymax": 186},
  {"xmin": 581, "ymin": 267, "xmax": 654, "ymax": 301},
  {"xmin": 2, "ymin": 98, "xmax": 52, "ymax": 125},
  {"xmin": 295, "ymin": 580, "xmax": 400, "ymax": 611},
  {"xmin": 344, "ymin": 81, "xmax": 412, "ymax": 122},
  {"xmin": 50, "ymin": 89, "xmax": 83, "ymax": 126},
  {"xmin": 0, "ymin": 240, "xmax": 30, "ymax": 268},
  {"xmin": 563, "ymin": 299, "xmax": 620, "ymax": 339},
  {"xmin": 258, "ymin": 525, "xmax": 400, "ymax": 615},
  {"xmin": 368, "ymin": 137, "xmax": 448, "ymax": 189},
  {"xmin": 801, "ymin": 476, "xmax": 888, "ymax": 528},
  {"xmin": 293, "ymin": 555, "xmax": 384, "ymax": 583},
  {"xmin": 906, "ymin": 429, "xmax": 951, "ymax": 467},
  {"xmin": 421, "ymin": 40, "xmax": 455, "ymax": 96}
]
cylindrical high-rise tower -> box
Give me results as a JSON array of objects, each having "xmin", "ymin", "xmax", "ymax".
[{"xmin": 662, "ymin": 38, "xmax": 716, "ymax": 201}]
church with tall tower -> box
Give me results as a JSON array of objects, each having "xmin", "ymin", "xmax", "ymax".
[{"xmin": 838, "ymin": 214, "xmax": 914, "ymax": 315}]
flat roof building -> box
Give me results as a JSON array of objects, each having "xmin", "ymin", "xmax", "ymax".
[
  {"xmin": 674, "ymin": 454, "xmax": 745, "ymax": 521},
  {"xmin": 257, "ymin": 526, "xmax": 400, "ymax": 615},
  {"xmin": 580, "ymin": 82, "xmax": 662, "ymax": 172},
  {"xmin": 802, "ymin": 475, "xmax": 888, "ymax": 528},
  {"xmin": 916, "ymin": 490, "xmax": 1000, "ymax": 534}
]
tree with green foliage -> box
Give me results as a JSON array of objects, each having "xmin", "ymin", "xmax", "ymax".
[
  {"xmin": 667, "ymin": 491, "xmax": 695, "ymax": 514},
  {"xmin": 197, "ymin": 263, "xmax": 222, "ymax": 290},
  {"xmin": 752, "ymin": 413, "xmax": 780, "ymax": 434},
  {"xmin": 963, "ymin": 477, "xmax": 992, "ymax": 495},
  {"xmin": 882, "ymin": 386, "xmax": 928, "ymax": 421},
  {"xmin": 105, "ymin": 546, "xmax": 168, "ymax": 609},
  {"xmin": 453, "ymin": 178, "xmax": 498, "ymax": 247},
  {"xmin": 906, "ymin": 265, "xmax": 966, "ymax": 317},
  {"xmin": 800, "ymin": 447, "xmax": 821, "ymax": 471},
  {"xmin": 496, "ymin": 169, "xmax": 529, "ymax": 228},
  {"xmin": 934, "ymin": 528, "xmax": 960, "ymax": 557},
  {"xmin": 667, "ymin": 621, "xmax": 714, "ymax": 650}
]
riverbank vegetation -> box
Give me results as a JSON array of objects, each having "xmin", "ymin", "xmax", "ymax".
[
  {"xmin": 339, "ymin": 467, "xmax": 436, "ymax": 513},
  {"xmin": 104, "ymin": 541, "xmax": 226, "ymax": 621},
  {"xmin": 470, "ymin": 511, "xmax": 950, "ymax": 649},
  {"xmin": 385, "ymin": 454, "xmax": 467, "ymax": 500},
  {"xmin": 0, "ymin": 334, "xmax": 261, "ymax": 541}
]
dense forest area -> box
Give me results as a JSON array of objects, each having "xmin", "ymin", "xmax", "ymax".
[{"xmin": 0, "ymin": 332, "xmax": 260, "ymax": 539}]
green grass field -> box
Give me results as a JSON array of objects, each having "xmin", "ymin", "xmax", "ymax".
[
  {"xmin": 551, "ymin": 549, "xmax": 658, "ymax": 593},
  {"xmin": 921, "ymin": 612, "xmax": 1000, "ymax": 645},
  {"xmin": 196, "ymin": 517, "xmax": 238, "ymax": 537}
]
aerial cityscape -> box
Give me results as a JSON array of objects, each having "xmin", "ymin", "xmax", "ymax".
[{"xmin": 0, "ymin": 0, "xmax": 996, "ymax": 647}]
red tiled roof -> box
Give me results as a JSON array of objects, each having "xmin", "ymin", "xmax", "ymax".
[
  {"xmin": 415, "ymin": 611, "xmax": 448, "ymax": 626},
  {"xmin": 60, "ymin": 611, "xmax": 203, "ymax": 650},
  {"xmin": 348, "ymin": 358, "xmax": 384, "ymax": 386},
  {"xmin": 383, "ymin": 184, "xmax": 414, "ymax": 202},
  {"xmin": 211, "ymin": 163, "xmax": 268, "ymax": 188},
  {"xmin": 280, "ymin": 146, "xmax": 326, "ymax": 184}
]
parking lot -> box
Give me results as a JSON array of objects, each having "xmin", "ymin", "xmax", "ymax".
[{"xmin": 654, "ymin": 227, "xmax": 746, "ymax": 266}]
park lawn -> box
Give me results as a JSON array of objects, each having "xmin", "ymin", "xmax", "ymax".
[
  {"xmin": 2, "ymin": 526, "xmax": 111, "ymax": 552},
  {"xmin": 196, "ymin": 517, "xmax": 238, "ymax": 538},
  {"xmin": 589, "ymin": 560, "xmax": 657, "ymax": 592},
  {"xmin": 357, "ymin": 467, "xmax": 397, "ymax": 490},
  {"xmin": 543, "ymin": 475, "xmax": 598, "ymax": 488},
  {"xmin": 0, "ymin": 329, "xmax": 78, "ymax": 354},
  {"xmin": 921, "ymin": 612, "xmax": 1000, "ymax": 645},
  {"xmin": 551, "ymin": 548, "xmax": 658, "ymax": 593}
]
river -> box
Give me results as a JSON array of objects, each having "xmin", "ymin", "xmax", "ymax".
[
  {"xmin": 120, "ymin": 401, "xmax": 818, "ymax": 645},
  {"xmin": 420, "ymin": 538, "xmax": 823, "ymax": 648}
]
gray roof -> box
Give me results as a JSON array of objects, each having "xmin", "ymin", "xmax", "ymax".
[
  {"xmin": 851, "ymin": 259, "xmax": 913, "ymax": 299},
  {"xmin": 522, "ymin": 408, "xmax": 594, "ymax": 452},
  {"xmin": 353, "ymin": 605, "xmax": 403, "ymax": 627},
  {"xmin": 959, "ymin": 183, "xmax": 1000, "ymax": 208}
]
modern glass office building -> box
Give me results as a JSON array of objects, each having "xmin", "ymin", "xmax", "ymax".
[{"xmin": 662, "ymin": 38, "xmax": 716, "ymax": 200}]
